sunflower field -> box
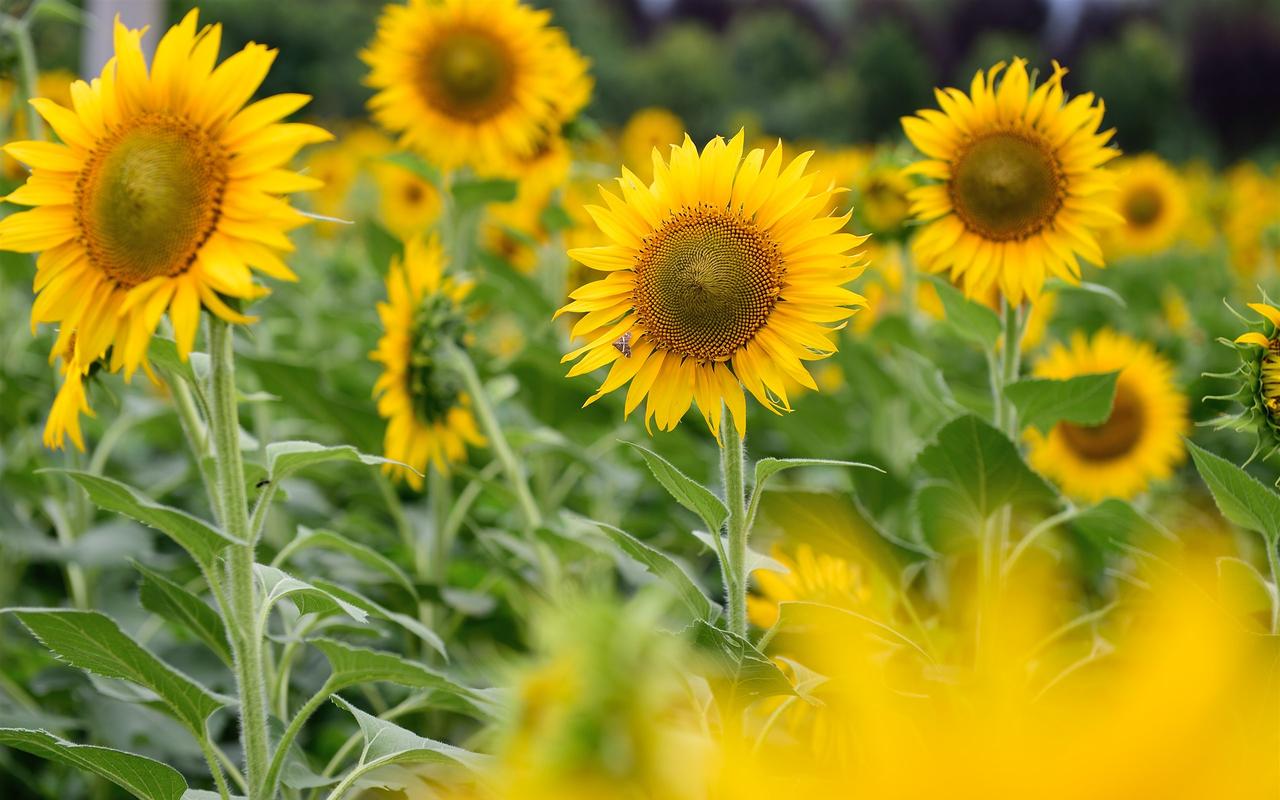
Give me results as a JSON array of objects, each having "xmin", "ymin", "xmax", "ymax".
[{"xmin": 3, "ymin": 0, "xmax": 1280, "ymax": 797}]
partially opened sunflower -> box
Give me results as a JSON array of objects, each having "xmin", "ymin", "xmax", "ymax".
[
  {"xmin": 0, "ymin": 11, "xmax": 329, "ymax": 449},
  {"xmin": 557, "ymin": 132, "xmax": 867, "ymax": 437}
]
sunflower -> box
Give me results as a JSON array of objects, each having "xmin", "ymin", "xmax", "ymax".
[
  {"xmin": 556, "ymin": 132, "xmax": 867, "ymax": 437},
  {"xmin": 1223, "ymin": 301, "xmax": 1280, "ymax": 461},
  {"xmin": 374, "ymin": 160, "xmax": 443, "ymax": 239},
  {"xmin": 1025, "ymin": 329, "xmax": 1187, "ymax": 503},
  {"xmin": 619, "ymin": 107, "xmax": 684, "ymax": 181},
  {"xmin": 901, "ymin": 58, "xmax": 1120, "ymax": 305},
  {"xmin": 1222, "ymin": 163, "xmax": 1280, "ymax": 277},
  {"xmin": 855, "ymin": 163, "xmax": 913, "ymax": 237},
  {"xmin": 0, "ymin": 12, "xmax": 328, "ymax": 449},
  {"xmin": 371, "ymin": 234, "xmax": 485, "ymax": 487},
  {"xmin": 1104, "ymin": 154, "xmax": 1188, "ymax": 257},
  {"xmin": 747, "ymin": 544, "xmax": 870, "ymax": 629},
  {"xmin": 362, "ymin": 0, "xmax": 591, "ymax": 171}
]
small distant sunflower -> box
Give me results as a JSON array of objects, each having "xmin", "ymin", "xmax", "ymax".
[
  {"xmin": 856, "ymin": 163, "xmax": 912, "ymax": 237},
  {"xmin": 1105, "ymin": 155, "xmax": 1188, "ymax": 257},
  {"xmin": 619, "ymin": 107, "xmax": 684, "ymax": 181},
  {"xmin": 0, "ymin": 12, "xmax": 328, "ymax": 449},
  {"xmin": 1223, "ymin": 301, "xmax": 1280, "ymax": 461},
  {"xmin": 374, "ymin": 161, "xmax": 443, "ymax": 239},
  {"xmin": 371, "ymin": 234, "xmax": 485, "ymax": 487},
  {"xmin": 482, "ymin": 134, "xmax": 572, "ymax": 273},
  {"xmin": 362, "ymin": 0, "xmax": 591, "ymax": 171},
  {"xmin": 747, "ymin": 544, "xmax": 870, "ymax": 629},
  {"xmin": 1222, "ymin": 164, "xmax": 1280, "ymax": 276},
  {"xmin": 901, "ymin": 58, "xmax": 1120, "ymax": 305},
  {"xmin": 556, "ymin": 132, "xmax": 867, "ymax": 437},
  {"xmin": 1026, "ymin": 329, "xmax": 1187, "ymax": 503}
]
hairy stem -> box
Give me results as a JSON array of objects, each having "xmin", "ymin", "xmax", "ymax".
[{"xmin": 721, "ymin": 409, "xmax": 749, "ymax": 638}]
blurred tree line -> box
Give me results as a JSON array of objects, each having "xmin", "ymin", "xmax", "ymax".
[{"xmin": 4, "ymin": 0, "xmax": 1280, "ymax": 164}]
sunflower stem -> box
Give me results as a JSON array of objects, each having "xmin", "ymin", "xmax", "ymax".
[
  {"xmin": 721, "ymin": 408, "xmax": 749, "ymax": 638},
  {"xmin": 207, "ymin": 318, "xmax": 271, "ymax": 800}
]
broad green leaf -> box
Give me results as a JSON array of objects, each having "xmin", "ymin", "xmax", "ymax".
[
  {"xmin": 753, "ymin": 458, "xmax": 882, "ymax": 491},
  {"xmin": 1068, "ymin": 498, "xmax": 1165, "ymax": 554},
  {"xmin": 590, "ymin": 519, "xmax": 717, "ymax": 620},
  {"xmin": 274, "ymin": 528, "xmax": 417, "ymax": 600},
  {"xmin": 539, "ymin": 202, "xmax": 574, "ymax": 233},
  {"xmin": 0, "ymin": 729, "xmax": 187, "ymax": 800},
  {"xmin": 1045, "ymin": 277, "xmax": 1126, "ymax": 308},
  {"xmin": 452, "ymin": 178, "xmax": 518, "ymax": 209},
  {"xmin": 914, "ymin": 482, "xmax": 980, "ymax": 552},
  {"xmin": 135, "ymin": 562, "xmax": 232, "ymax": 668},
  {"xmin": 256, "ymin": 565, "xmax": 369, "ymax": 624},
  {"xmin": 147, "ymin": 338, "xmax": 208, "ymax": 386},
  {"xmin": 381, "ymin": 152, "xmax": 440, "ymax": 185},
  {"xmin": 361, "ymin": 218, "xmax": 402, "ymax": 275},
  {"xmin": 690, "ymin": 530, "xmax": 788, "ymax": 575},
  {"xmin": 313, "ymin": 639, "xmax": 496, "ymax": 719},
  {"xmin": 328, "ymin": 696, "xmax": 488, "ymax": 799},
  {"xmin": 688, "ymin": 621, "xmax": 794, "ymax": 701},
  {"xmin": 1188, "ymin": 441, "xmax": 1280, "ymax": 545},
  {"xmin": 265, "ymin": 441, "xmax": 401, "ymax": 484},
  {"xmin": 5, "ymin": 610, "xmax": 224, "ymax": 737},
  {"xmin": 929, "ymin": 277, "xmax": 1001, "ymax": 349},
  {"xmin": 310, "ymin": 578, "xmax": 446, "ymax": 659},
  {"xmin": 51, "ymin": 470, "xmax": 238, "ymax": 573},
  {"xmin": 917, "ymin": 414, "xmax": 1054, "ymax": 518},
  {"xmin": 1004, "ymin": 372, "xmax": 1119, "ymax": 434},
  {"xmin": 622, "ymin": 441, "xmax": 728, "ymax": 534}
]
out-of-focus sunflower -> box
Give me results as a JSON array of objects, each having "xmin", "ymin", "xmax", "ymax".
[
  {"xmin": 1, "ymin": 70, "xmax": 75, "ymax": 181},
  {"xmin": 619, "ymin": 107, "xmax": 684, "ymax": 181},
  {"xmin": 1025, "ymin": 329, "xmax": 1187, "ymax": 502},
  {"xmin": 362, "ymin": 0, "xmax": 591, "ymax": 171},
  {"xmin": 371, "ymin": 234, "xmax": 485, "ymax": 487},
  {"xmin": 901, "ymin": 59, "xmax": 1120, "ymax": 305},
  {"xmin": 855, "ymin": 163, "xmax": 913, "ymax": 237},
  {"xmin": 374, "ymin": 161, "xmax": 443, "ymax": 239},
  {"xmin": 303, "ymin": 125, "xmax": 392, "ymax": 225},
  {"xmin": 557, "ymin": 132, "xmax": 867, "ymax": 437},
  {"xmin": 1105, "ymin": 154, "xmax": 1188, "ymax": 258},
  {"xmin": 810, "ymin": 146, "xmax": 872, "ymax": 217},
  {"xmin": 0, "ymin": 12, "xmax": 328, "ymax": 449},
  {"xmin": 747, "ymin": 544, "xmax": 870, "ymax": 628},
  {"xmin": 1222, "ymin": 163, "xmax": 1280, "ymax": 277},
  {"xmin": 481, "ymin": 134, "xmax": 573, "ymax": 273}
]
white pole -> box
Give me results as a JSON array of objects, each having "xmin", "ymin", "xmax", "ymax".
[{"xmin": 80, "ymin": 0, "xmax": 163, "ymax": 77}]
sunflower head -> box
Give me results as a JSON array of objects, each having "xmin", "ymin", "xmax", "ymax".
[
  {"xmin": 1025, "ymin": 329, "xmax": 1188, "ymax": 503},
  {"xmin": 1218, "ymin": 301, "xmax": 1280, "ymax": 462},
  {"xmin": 556, "ymin": 131, "xmax": 867, "ymax": 438},
  {"xmin": 1105, "ymin": 154, "xmax": 1189, "ymax": 258},
  {"xmin": 620, "ymin": 107, "xmax": 684, "ymax": 181},
  {"xmin": 371, "ymin": 234, "xmax": 484, "ymax": 486},
  {"xmin": 902, "ymin": 58, "xmax": 1121, "ymax": 305},
  {"xmin": 856, "ymin": 163, "xmax": 913, "ymax": 237},
  {"xmin": 362, "ymin": 0, "xmax": 591, "ymax": 171}
]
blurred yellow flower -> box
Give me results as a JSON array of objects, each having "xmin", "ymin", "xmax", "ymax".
[
  {"xmin": 856, "ymin": 163, "xmax": 913, "ymax": 236},
  {"xmin": 747, "ymin": 544, "xmax": 870, "ymax": 628},
  {"xmin": 375, "ymin": 161, "xmax": 443, "ymax": 239},
  {"xmin": 1105, "ymin": 154, "xmax": 1188, "ymax": 257},
  {"xmin": 902, "ymin": 59, "xmax": 1120, "ymax": 305},
  {"xmin": 1, "ymin": 70, "xmax": 75, "ymax": 181},
  {"xmin": 619, "ymin": 107, "xmax": 684, "ymax": 181},
  {"xmin": 363, "ymin": 0, "xmax": 591, "ymax": 171},
  {"xmin": 557, "ymin": 132, "xmax": 867, "ymax": 436},
  {"xmin": 1222, "ymin": 162, "xmax": 1280, "ymax": 277},
  {"xmin": 1025, "ymin": 329, "xmax": 1187, "ymax": 502},
  {"xmin": 0, "ymin": 12, "xmax": 328, "ymax": 449},
  {"xmin": 371, "ymin": 234, "xmax": 485, "ymax": 486}
]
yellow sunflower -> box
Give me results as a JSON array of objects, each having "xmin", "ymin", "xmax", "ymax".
[
  {"xmin": 556, "ymin": 132, "xmax": 867, "ymax": 437},
  {"xmin": 1104, "ymin": 154, "xmax": 1188, "ymax": 258},
  {"xmin": 1226, "ymin": 301, "xmax": 1280, "ymax": 460},
  {"xmin": 1025, "ymin": 329, "xmax": 1187, "ymax": 503},
  {"xmin": 371, "ymin": 234, "xmax": 485, "ymax": 487},
  {"xmin": 362, "ymin": 0, "xmax": 591, "ymax": 171},
  {"xmin": 374, "ymin": 160, "xmax": 443, "ymax": 239},
  {"xmin": 901, "ymin": 58, "xmax": 1120, "ymax": 305},
  {"xmin": 747, "ymin": 544, "xmax": 870, "ymax": 629},
  {"xmin": 620, "ymin": 107, "xmax": 684, "ymax": 181},
  {"xmin": 0, "ymin": 12, "xmax": 328, "ymax": 449},
  {"xmin": 1222, "ymin": 163, "xmax": 1280, "ymax": 277},
  {"xmin": 856, "ymin": 163, "xmax": 913, "ymax": 237}
]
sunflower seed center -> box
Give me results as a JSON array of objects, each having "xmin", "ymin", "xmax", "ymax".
[
  {"xmin": 950, "ymin": 132, "xmax": 1063, "ymax": 241},
  {"xmin": 633, "ymin": 205, "xmax": 784, "ymax": 363},
  {"xmin": 77, "ymin": 114, "xmax": 227, "ymax": 287},
  {"xmin": 1059, "ymin": 381, "xmax": 1145, "ymax": 461},
  {"xmin": 420, "ymin": 29, "xmax": 514, "ymax": 123},
  {"xmin": 1123, "ymin": 185, "xmax": 1163, "ymax": 229}
]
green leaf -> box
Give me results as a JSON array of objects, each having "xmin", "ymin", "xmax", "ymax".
[
  {"xmin": 622, "ymin": 441, "xmax": 728, "ymax": 534},
  {"xmin": 265, "ymin": 441, "xmax": 402, "ymax": 484},
  {"xmin": 753, "ymin": 458, "xmax": 882, "ymax": 491},
  {"xmin": 0, "ymin": 729, "xmax": 187, "ymax": 800},
  {"xmin": 50, "ymin": 471, "xmax": 238, "ymax": 574},
  {"xmin": 361, "ymin": 218, "xmax": 403, "ymax": 275},
  {"xmin": 917, "ymin": 414, "xmax": 1054, "ymax": 518},
  {"xmin": 313, "ymin": 639, "xmax": 496, "ymax": 719},
  {"xmin": 134, "ymin": 562, "xmax": 233, "ymax": 668},
  {"xmin": 929, "ymin": 277, "xmax": 1001, "ymax": 349},
  {"xmin": 256, "ymin": 565, "xmax": 369, "ymax": 624},
  {"xmin": 5, "ymin": 610, "xmax": 225, "ymax": 737},
  {"xmin": 1045, "ymin": 277, "xmax": 1126, "ymax": 308},
  {"xmin": 1188, "ymin": 440, "xmax": 1280, "ymax": 545},
  {"xmin": 1004, "ymin": 372, "xmax": 1119, "ymax": 434},
  {"xmin": 381, "ymin": 152, "xmax": 441, "ymax": 186},
  {"xmin": 309, "ymin": 578, "xmax": 446, "ymax": 659},
  {"xmin": 688, "ymin": 621, "xmax": 794, "ymax": 700},
  {"xmin": 147, "ymin": 338, "xmax": 208, "ymax": 386},
  {"xmin": 588, "ymin": 519, "xmax": 717, "ymax": 621},
  {"xmin": 33, "ymin": 0, "xmax": 86, "ymax": 24},
  {"xmin": 328, "ymin": 696, "xmax": 488, "ymax": 798},
  {"xmin": 274, "ymin": 528, "xmax": 417, "ymax": 600},
  {"xmin": 539, "ymin": 202, "xmax": 574, "ymax": 233},
  {"xmin": 451, "ymin": 178, "xmax": 518, "ymax": 210},
  {"xmin": 1068, "ymin": 498, "xmax": 1165, "ymax": 554}
]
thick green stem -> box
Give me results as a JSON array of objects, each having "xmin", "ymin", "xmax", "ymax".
[
  {"xmin": 168, "ymin": 373, "xmax": 223, "ymax": 526},
  {"xmin": 446, "ymin": 344, "xmax": 542, "ymax": 533},
  {"xmin": 208, "ymin": 319, "xmax": 271, "ymax": 800},
  {"xmin": 721, "ymin": 410, "xmax": 749, "ymax": 638},
  {"xmin": 999, "ymin": 300, "xmax": 1024, "ymax": 438}
]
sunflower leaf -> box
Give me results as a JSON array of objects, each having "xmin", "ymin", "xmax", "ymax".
[
  {"xmin": 1004, "ymin": 371, "xmax": 1119, "ymax": 434},
  {"xmin": 917, "ymin": 414, "xmax": 1055, "ymax": 518},
  {"xmin": 0, "ymin": 729, "xmax": 187, "ymax": 800},
  {"xmin": 264, "ymin": 441, "xmax": 406, "ymax": 484},
  {"xmin": 1188, "ymin": 440, "xmax": 1280, "ymax": 546},
  {"xmin": 687, "ymin": 621, "xmax": 795, "ymax": 700},
  {"xmin": 588, "ymin": 519, "xmax": 718, "ymax": 621},
  {"xmin": 452, "ymin": 178, "xmax": 518, "ymax": 210},
  {"xmin": 622, "ymin": 440, "xmax": 728, "ymax": 534},
  {"xmin": 928, "ymin": 277, "xmax": 1001, "ymax": 349},
  {"xmin": 134, "ymin": 561, "xmax": 233, "ymax": 668}
]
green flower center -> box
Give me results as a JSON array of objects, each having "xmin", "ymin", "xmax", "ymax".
[
  {"xmin": 77, "ymin": 115, "xmax": 227, "ymax": 287},
  {"xmin": 950, "ymin": 132, "xmax": 1063, "ymax": 241},
  {"xmin": 633, "ymin": 206, "xmax": 784, "ymax": 363},
  {"xmin": 420, "ymin": 28, "xmax": 514, "ymax": 123},
  {"xmin": 1059, "ymin": 382, "xmax": 1145, "ymax": 462},
  {"xmin": 407, "ymin": 294, "xmax": 467, "ymax": 425},
  {"xmin": 1124, "ymin": 185, "xmax": 1163, "ymax": 229}
]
